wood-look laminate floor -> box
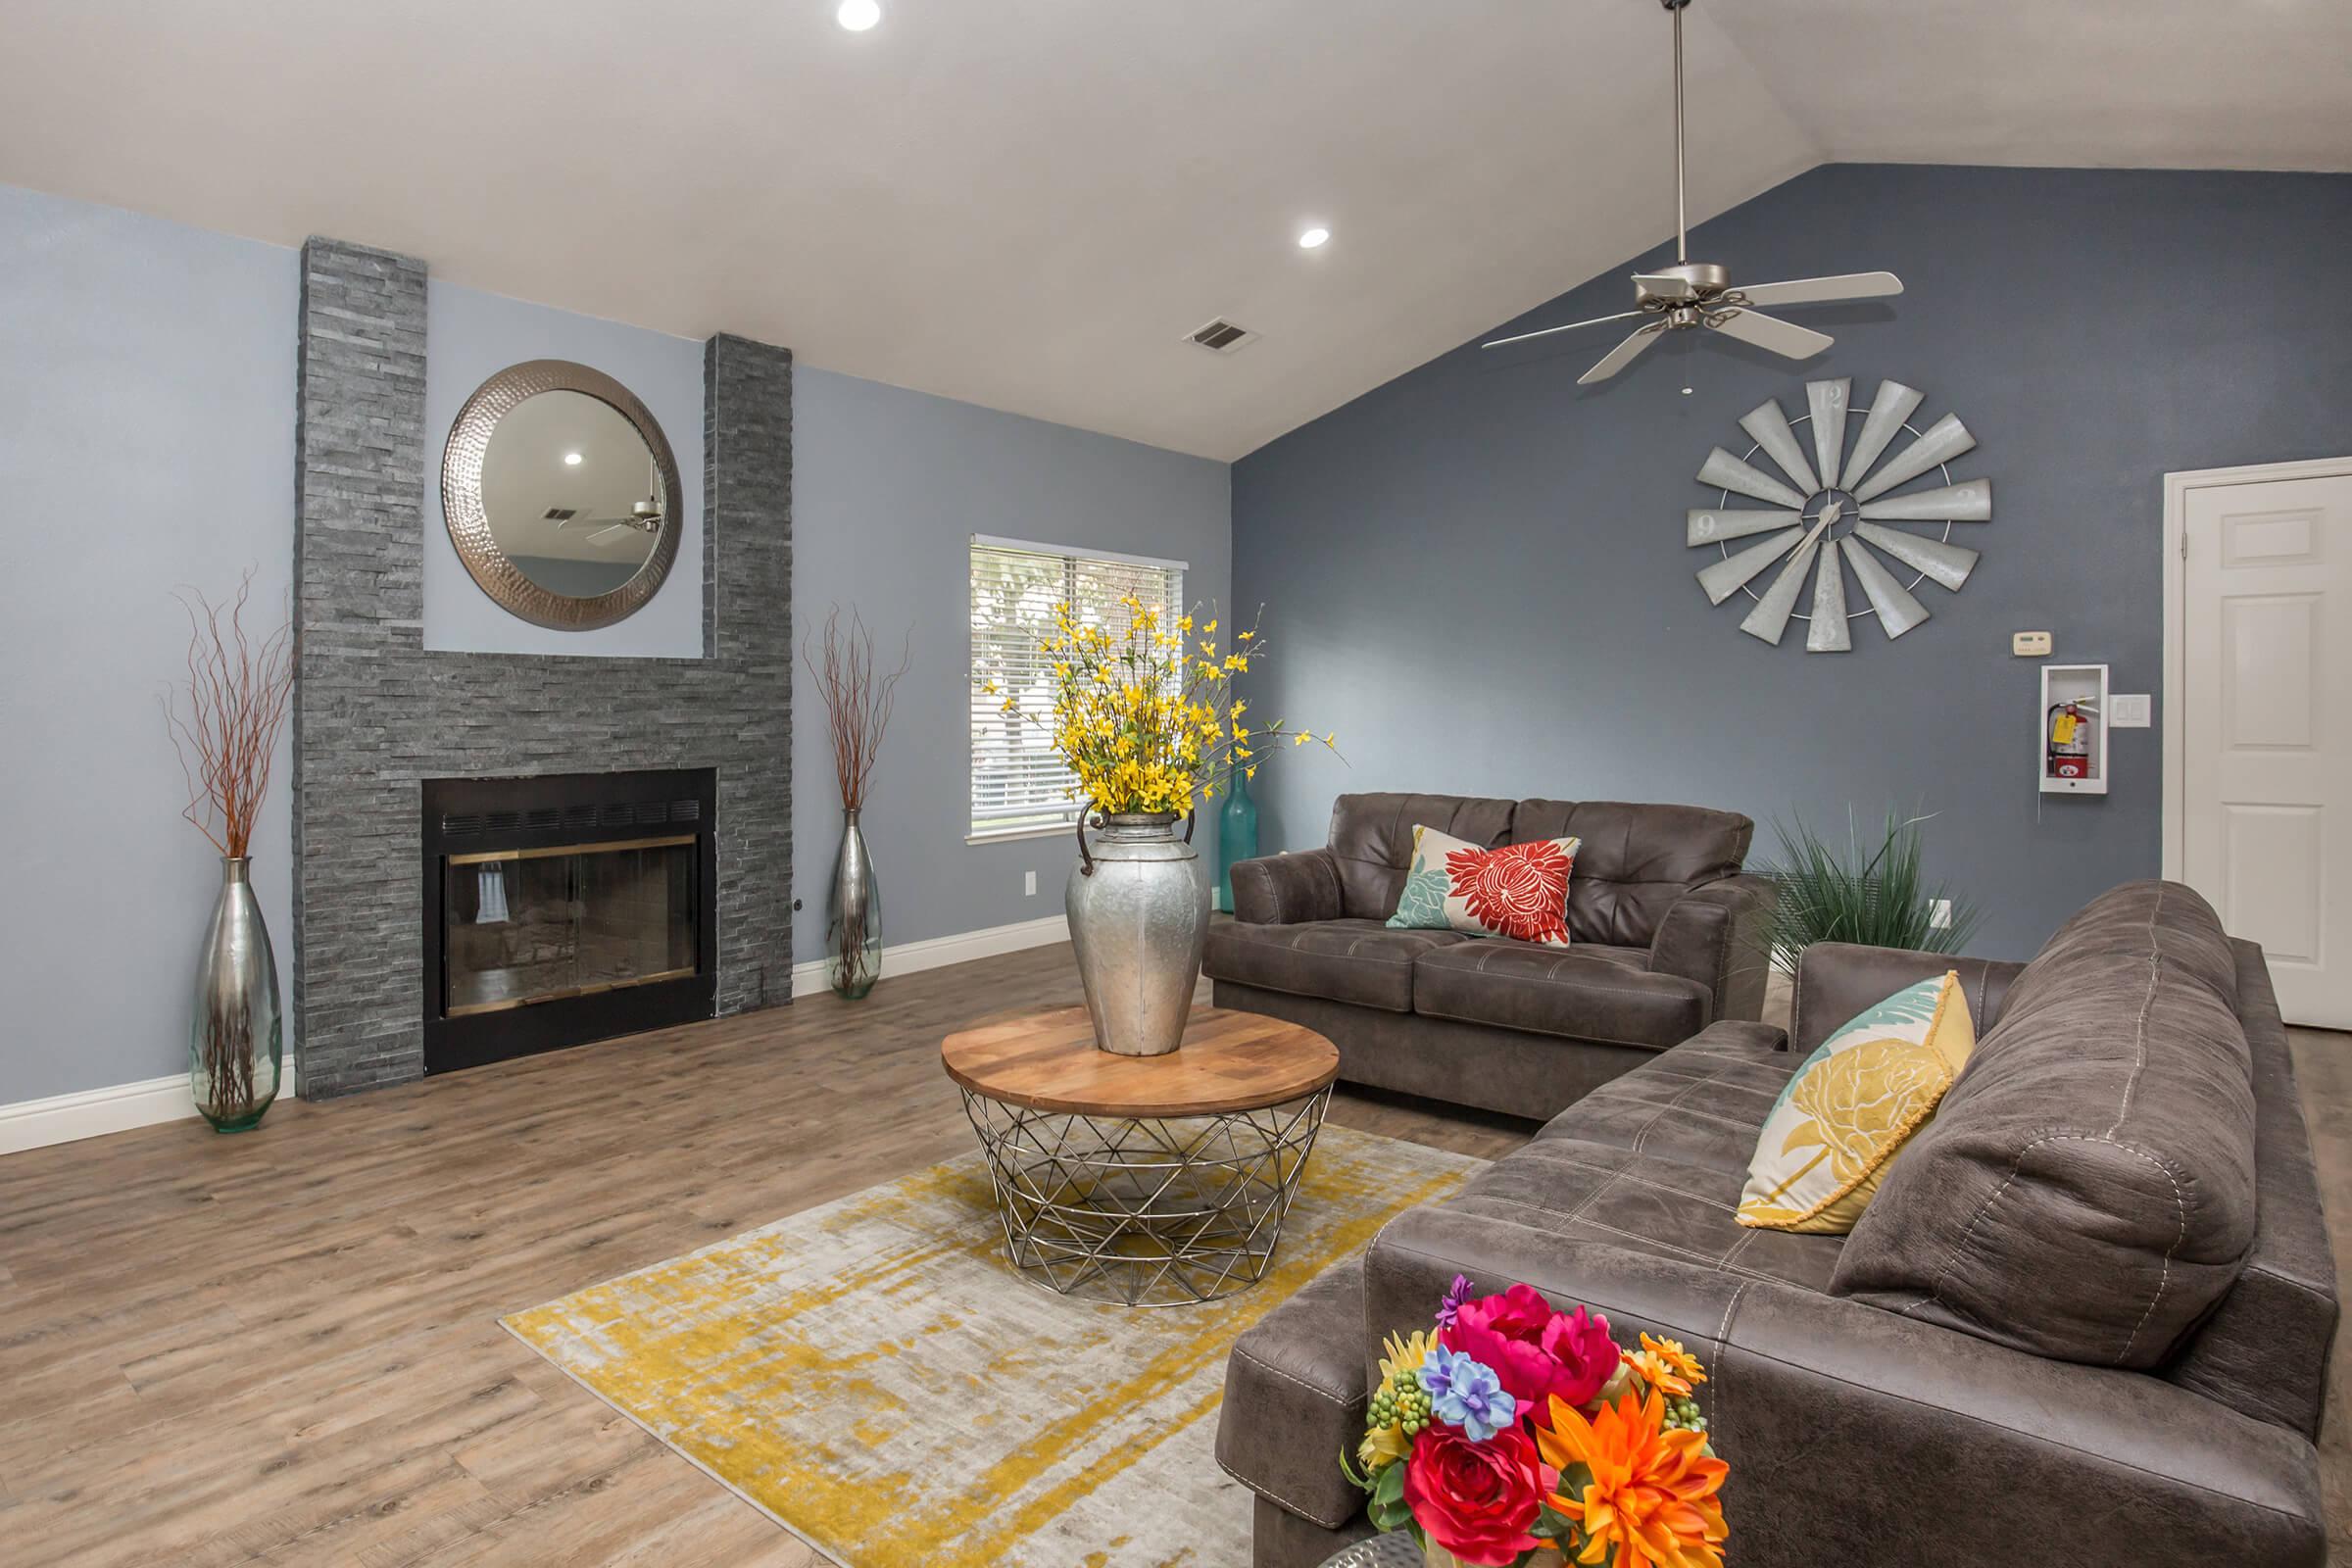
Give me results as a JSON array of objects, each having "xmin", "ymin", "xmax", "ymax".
[{"xmin": 0, "ymin": 945, "xmax": 2343, "ymax": 1564}]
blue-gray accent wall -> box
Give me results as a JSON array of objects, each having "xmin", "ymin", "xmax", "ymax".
[{"xmin": 1233, "ymin": 165, "xmax": 2352, "ymax": 959}]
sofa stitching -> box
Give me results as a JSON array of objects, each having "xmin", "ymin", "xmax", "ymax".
[
  {"xmin": 2109, "ymin": 881, "xmax": 2167, "ymax": 1137},
  {"xmin": 1230, "ymin": 1341, "xmax": 1360, "ymax": 1408},
  {"xmin": 1214, "ymin": 1450, "xmax": 1354, "ymax": 1530},
  {"xmin": 1445, "ymin": 1198, "xmax": 1799, "ymax": 1284},
  {"xmin": 1411, "ymin": 1003, "xmax": 1683, "ymax": 1053},
  {"xmin": 1630, "ymin": 1057, "xmax": 1747, "ymax": 1152},
  {"xmin": 1473, "ymin": 1152, "xmax": 1739, "ymax": 1212},
  {"xmin": 1371, "ymin": 1236, "xmax": 2315, "ymax": 1528}
]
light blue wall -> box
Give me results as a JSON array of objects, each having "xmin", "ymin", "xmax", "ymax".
[
  {"xmin": 421, "ymin": 279, "xmax": 707, "ymax": 658},
  {"xmin": 0, "ymin": 185, "xmax": 298, "ymax": 1102},
  {"xmin": 1234, "ymin": 165, "xmax": 2352, "ymax": 960},
  {"xmin": 791, "ymin": 367, "xmax": 1232, "ymax": 963}
]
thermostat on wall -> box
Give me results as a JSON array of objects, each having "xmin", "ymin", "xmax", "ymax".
[{"xmin": 2012, "ymin": 631, "xmax": 2052, "ymax": 657}]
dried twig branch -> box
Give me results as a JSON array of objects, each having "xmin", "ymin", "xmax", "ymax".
[
  {"xmin": 802, "ymin": 605, "xmax": 910, "ymax": 813},
  {"xmin": 167, "ymin": 568, "xmax": 294, "ymax": 858}
]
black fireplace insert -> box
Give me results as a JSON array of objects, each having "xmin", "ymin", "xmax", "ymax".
[{"xmin": 421, "ymin": 768, "xmax": 717, "ymax": 1074}]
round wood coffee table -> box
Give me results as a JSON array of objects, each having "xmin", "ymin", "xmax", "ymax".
[{"xmin": 942, "ymin": 1005, "xmax": 1340, "ymax": 1307}]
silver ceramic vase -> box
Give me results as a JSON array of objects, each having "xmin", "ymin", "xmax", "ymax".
[
  {"xmin": 1066, "ymin": 811, "xmax": 1208, "ymax": 1056},
  {"xmin": 827, "ymin": 808, "xmax": 883, "ymax": 1000},
  {"xmin": 190, "ymin": 856, "xmax": 282, "ymax": 1133}
]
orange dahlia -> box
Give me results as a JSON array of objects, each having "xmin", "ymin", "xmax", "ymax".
[
  {"xmin": 1623, "ymin": 1332, "xmax": 1708, "ymax": 1398},
  {"xmin": 1537, "ymin": 1389, "xmax": 1729, "ymax": 1568}
]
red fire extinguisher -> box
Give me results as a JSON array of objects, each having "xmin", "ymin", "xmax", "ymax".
[{"xmin": 2047, "ymin": 702, "xmax": 2090, "ymax": 780}]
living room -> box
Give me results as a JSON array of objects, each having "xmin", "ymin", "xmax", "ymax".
[{"xmin": 2, "ymin": 2, "xmax": 2347, "ymax": 1564}]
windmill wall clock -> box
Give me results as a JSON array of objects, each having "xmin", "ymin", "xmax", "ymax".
[{"xmin": 1689, "ymin": 377, "xmax": 1989, "ymax": 650}]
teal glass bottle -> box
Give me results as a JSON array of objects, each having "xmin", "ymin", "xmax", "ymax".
[{"xmin": 1216, "ymin": 766, "xmax": 1259, "ymax": 913}]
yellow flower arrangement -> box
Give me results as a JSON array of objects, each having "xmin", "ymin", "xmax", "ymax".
[{"xmin": 979, "ymin": 594, "xmax": 1336, "ymax": 818}]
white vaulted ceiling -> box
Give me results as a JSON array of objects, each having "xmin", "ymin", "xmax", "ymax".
[{"xmin": 3, "ymin": 1, "xmax": 2345, "ymax": 460}]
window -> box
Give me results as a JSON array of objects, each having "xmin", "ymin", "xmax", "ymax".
[{"xmin": 969, "ymin": 535, "xmax": 1187, "ymax": 839}]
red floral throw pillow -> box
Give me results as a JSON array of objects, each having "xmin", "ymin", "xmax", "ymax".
[{"xmin": 1386, "ymin": 824, "xmax": 1580, "ymax": 946}]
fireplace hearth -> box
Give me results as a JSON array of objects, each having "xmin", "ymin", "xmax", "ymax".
[{"xmin": 422, "ymin": 769, "xmax": 717, "ymax": 1074}]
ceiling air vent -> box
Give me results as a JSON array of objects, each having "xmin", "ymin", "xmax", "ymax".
[
  {"xmin": 1187, "ymin": 318, "xmax": 1256, "ymax": 354},
  {"xmin": 543, "ymin": 507, "xmax": 579, "ymax": 522}
]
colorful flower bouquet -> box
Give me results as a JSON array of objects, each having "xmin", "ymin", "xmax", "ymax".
[{"xmin": 1344, "ymin": 1278, "xmax": 1728, "ymax": 1568}]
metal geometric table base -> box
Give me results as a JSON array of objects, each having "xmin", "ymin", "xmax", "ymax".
[
  {"xmin": 1316, "ymin": 1531, "xmax": 1420, "ymax": 1567},
  {"xmin": 959, "ymin": 1087, "xmax": 1332, "ymax": 1307}
]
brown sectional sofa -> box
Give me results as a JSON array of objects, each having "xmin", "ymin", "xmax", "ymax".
[
  {"xmin": 1207, "ymin": 793, "xmax": 1775, "ymax": 1120},
  {"xmin": 1215, "ymin": 880, "xmax": 2337, "ymax": 1568}
]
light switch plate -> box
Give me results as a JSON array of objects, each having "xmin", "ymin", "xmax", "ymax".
[
  {"xmin": 2110, "ymin": 693, "xmax": 2151, "ymax": 728},
  {"xmin": 2012, "ymin": 631, "xmax": 2053, "ymax": 657}
]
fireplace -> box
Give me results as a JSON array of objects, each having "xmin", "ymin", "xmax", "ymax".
[{"xmin": 421, "ymin": 769, "xmax": 718, "ymax": 1074}]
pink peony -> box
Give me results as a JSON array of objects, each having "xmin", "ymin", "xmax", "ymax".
[{"xmin": 1442, "ymin": 1285, "xmax": 1620, "ymax": 1410}]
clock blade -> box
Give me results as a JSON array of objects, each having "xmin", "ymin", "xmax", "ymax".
[
  {"xmin": 1851, "ymin": 413, "xmax": 1978, "ymax": 501},
  {"xmin": 1805, "ymin": 542, "xmax": 1851, "ymax": 651},
  {"xmin": 1740, "ymin": 521, "xmax": 1832, "ymax": 645},
  {"xmin": 1576, "ymin": 321, "xmax": 1668, "ymax": 384},
  {"xmin": 1838, "ymin": 380, "xmax": 1924, "ymax": 489},
  {"xmin": 1696, "ymin": 446, "xmax": 1810, "ymax": 510},
  {"xmin": 1704, "ymin": 308, "xmax": 1834, "ymax": 363},
  {"xmin": 1857, "ymin": 477, "xmax": 1992, "ymax": 522},
  {"xmin": 1729, "ymin": 271, "xmax": 1904, "ymax": 309},
  {"xmin": 1481, "ymin": 309, "xmax": 1650, "ymax": 352},
  {"xmin": 1853, "ymin": 522, "xmax": 1980, "ymax": 591},
  {"xmin": 1739, "ymin": 398, "xmax": 1820, "ymax": 495},
  {"xmin": 1841, "ymin": 536, "xmax": 1931, "ymax": 638},
  {"xmin": 1696, "ymin": 526, "xmax": 1806, "ymax": 605},
  {"xmin": 1687, "ymin": 508, "xmax": 1801, "ymax": 547},
  {"xmin": 1807, "ymin": 379, "xmax": 1850, "ymax": 496}
]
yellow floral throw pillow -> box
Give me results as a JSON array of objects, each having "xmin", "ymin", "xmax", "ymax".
[{"xmin": 1738, "ymin": 971, "xmax": 1975, "ymax": 1234}]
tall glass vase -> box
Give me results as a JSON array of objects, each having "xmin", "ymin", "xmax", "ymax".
[
  {"xmin": 1217, "ymin": 766, "xmax": 1259, "ymax": 912},
  {"xmin": 827, "ymin": 808, "xmax": 883, "ymax": 999},
  {"xmin": 190, "ymin": 856, "xmax": 282, "ymax": 1133}
]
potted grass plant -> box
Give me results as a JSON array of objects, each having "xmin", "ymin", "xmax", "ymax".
[{"xmin": 1753, "ymin": 808, "xmax": 1980, "ymax": 974}]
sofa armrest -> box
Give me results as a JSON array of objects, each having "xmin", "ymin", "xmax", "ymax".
[
  {"xmin": 1648, "ymin": 874, "xmax": 1775, "ymax": 1024},
  {"xmin": 1230, "ymin": 848, "xmax": 1344, "ymax": 925},
  {"xmin": 1791, "ymin": 942, "xmax": 2028, "ymax": 1056},
  {"xmin": 1365, "ymin": 1208, "xmax": 2324, "ymax": 1567}
]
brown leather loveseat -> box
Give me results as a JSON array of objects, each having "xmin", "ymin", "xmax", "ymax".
[
  {"xmin": 1207, "ymin": 793, "xmax": 1774, "ymax": 1119},
  {"xmin": 1215, "ymin": 881, "xmax": 2336, "ymax": 1568}
]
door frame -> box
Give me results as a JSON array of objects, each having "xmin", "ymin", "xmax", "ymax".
[{"xmin": 2160, "ymin": 455, "xmax": 2352, "ymax": 881}]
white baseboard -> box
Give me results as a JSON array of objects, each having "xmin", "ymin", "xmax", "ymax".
[{"xmin": 791, "ymin": 911, "xmax": 1070, "ymax": 999}]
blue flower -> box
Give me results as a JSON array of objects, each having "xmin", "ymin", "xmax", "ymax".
[{"xmin": 1418, "ymin": 1345, "xmax": 1517, "ymax": 1443}]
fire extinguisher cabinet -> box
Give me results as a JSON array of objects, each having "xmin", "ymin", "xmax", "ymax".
[{"xmin": 2039, "ymin": 662, "xmax": 2109, "ymax": 796}]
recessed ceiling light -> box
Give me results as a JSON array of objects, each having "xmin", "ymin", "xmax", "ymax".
[
  {"xmin": 1298, "ymin": 226, "xmax": 1331, "ymax": 250},
  {"xmin": 836, "ymin": 0, "xmax": 880, "ymax": 30},
  {"xmin": 564, "ymin": 451, "xmax": 584, "ymax": 466}
]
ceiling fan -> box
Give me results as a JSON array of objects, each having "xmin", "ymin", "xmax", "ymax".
[
  {"xmin": 1483, "ymin": 0, "xmax": 1903, "ymax": 383},
  {"xmin": 577, "ymin": 498, "xmax": 664, "ymax": 544}
]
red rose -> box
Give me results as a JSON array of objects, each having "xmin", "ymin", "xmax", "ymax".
[
  {"xmin": 1402, "ymin": 1421, "xmax": 1551, "ymax": 1567},
  {"xmin": 1443, "ymin": 1285, "xmax": 1619, "ymax": 1409}
]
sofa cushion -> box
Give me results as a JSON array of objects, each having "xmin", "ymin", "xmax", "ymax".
[
  {"xmin": 1388, "ymin": 823, "xmax": 1580, "ymax": 946},
  {"xmin": 1536, "ymin": 1020, "xmax": 1796, "ymax": 1175},
  {"xmin": 1510, "ymin": 800, "xmax": 1751, "ymax": 948},
  {"xmin": 1326, "ymin": 793, "xmax": 1514, "ymax": 921},
  {"xmin": 1204, "ymin": 917, "xmax": 1467, "ymax": 1012},
  {"xmin": 1446, "ymin": 1137, "xmax": 1846, "ymax": 1295},
  {"xmin": 1833, "ymin": 881, "xmax": 2260, "ymax": 1369},
  {"xmin": 1412, "ymin": 940, "xmax": 1708, "ymax": 1049}
]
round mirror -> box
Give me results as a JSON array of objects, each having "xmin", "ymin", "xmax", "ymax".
[{"xmin": 441, "ymin": 361, "xmax": 683, "ymax": 630}]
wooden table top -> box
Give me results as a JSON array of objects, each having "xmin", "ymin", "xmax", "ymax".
[{"xmin": 940, "ymin": 1005, "xmax": 1340, "ymax": 1117}]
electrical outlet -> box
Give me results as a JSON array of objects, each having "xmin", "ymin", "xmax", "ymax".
[
  {"xmin": 1023, "ymin": 870, "xmax": 1037, "ymax": 897},
  {"xmin": 1929, "ymin": 899, "xmax": 1953, "ymax": 930}
]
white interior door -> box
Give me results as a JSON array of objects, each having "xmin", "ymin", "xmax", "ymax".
[{"xmin": 2180, "ymin": 470, "xmax": 2352, "ymax": 1028}]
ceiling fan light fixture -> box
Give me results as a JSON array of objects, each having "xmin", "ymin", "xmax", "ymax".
[
  {"xmin": 836, "ymin": 0, "xmax": 880, "ymax": 32},
  {"xmin": 1298, "ymin": 225, "xmax": 1330, "ymax": 250}
]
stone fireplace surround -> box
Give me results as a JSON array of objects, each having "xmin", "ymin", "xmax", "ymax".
[{"xmin": 292, "ymin": 238, "xmax": 793, "ymax": 1099}]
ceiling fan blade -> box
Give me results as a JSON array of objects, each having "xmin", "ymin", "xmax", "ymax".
[
  {"xmin": 1805, "ymin": 544, "xmax": 1851, "ymax": 652},
  {"xmin": 1807, "ymin": 379, "xmax": 1851, "ymax": 493},
  {"xmin": 1858, "ymin": 477, "xmax": 1992, "ymax": 522},
  {"xmin": 587, "ymin": 524, "xmax": 629, "ymax": 542},
  {"xmin": 1840, "ymin": 536, "xmax": 1930, "ymax": 639},
  {"xmin": 1705, "ymin": 308, "xmax": 1834, "ymax": 362},
  {"xmin": 1738, "ymin": 398, "xmax": 1820, "ymax": 494},
  {"xmin": 1696, "ymin": 526, "xmax": 1806, "ymax": 606},
  {"xmin": 1730, "ymin": 271, "xmax": 1904, "ymax": 309},
  {"xmin": 1838, "ymin": 380, "xmax": 1924, "ymax": 489},
  {"xmin": 1740, "ymin": 521, "xmax": 1832, "ymax": 646},
  {"xmin": 1631, "ymin": 271, "xmax": 1699, "ymax": 302},
  {"xmin": 1851, "ymin": 413, "xmax": 1977, "ymax": 502},
  {"xmin": 1576, "ymin": 321, "xmax": 1668, "ymax": 384},
  {"xmin": 1696, "ymin": 446, "xmax": 1810, "ymax": 510},
  {"xmin": 1687, "ymin": 508, "xmax": 1800, "ymax": 548},
  {"xmin": 1853, "ymin": 522, "xmax": 1980, "ymax": 591},
  {"xmin": 1482, "ymin": 310, "xmax": 1649, "ymax": 352}
]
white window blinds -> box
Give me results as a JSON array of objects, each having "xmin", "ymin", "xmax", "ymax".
[{"xmin": 968, "ymin": 536, "xmax": 1187, "ymax": 838}]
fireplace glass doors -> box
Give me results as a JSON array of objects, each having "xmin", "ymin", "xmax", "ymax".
[{"xmin": 423, "ymin": 770, "xmax": 717, "ymax": 1074}]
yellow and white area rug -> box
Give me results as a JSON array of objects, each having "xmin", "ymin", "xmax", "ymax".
[{"xmin": 503, "ymin": 1124, "xmax": 1481, "ymax": 1567}]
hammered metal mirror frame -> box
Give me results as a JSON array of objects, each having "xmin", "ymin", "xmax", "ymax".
[{"xmin": 441, "ymin": 359, "xmax": 684, "ymax": 631}]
